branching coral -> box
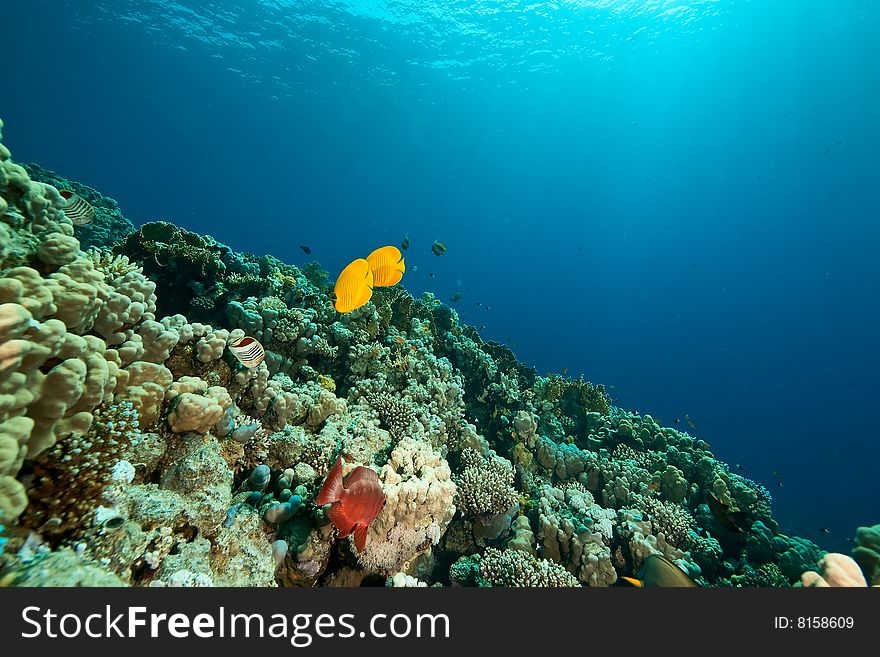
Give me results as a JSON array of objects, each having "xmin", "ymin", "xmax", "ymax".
[
  {"xmin": 21, "ymin": 400, "xmax": 140, "ymax": 541},
  {"xmin": 86, "ymin": 249, "xmax": 142, "ymax": 280},
  {"xmin": 365, "ymin": 391, "xmax": 415, "ymax": 439},
  {"xmin": 454, "ymin": 448, "xmax": 518, "ymax": 519},
  {"xmin": 637, "ymin": 496, "xmax": 696, "ymax": 550},
  {"xmin": 473, "ymin": 547, "xmax": 581, "ymax": 587}
]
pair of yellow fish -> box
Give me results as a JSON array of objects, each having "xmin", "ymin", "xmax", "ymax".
[{"xmin": 333, "ymin": 246, "xmax": 405, "ymax": 313}]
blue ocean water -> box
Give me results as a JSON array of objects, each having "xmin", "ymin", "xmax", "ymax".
[{"xmin": 1, "ymin": 0, "xmax": 877, "ymax": 551}]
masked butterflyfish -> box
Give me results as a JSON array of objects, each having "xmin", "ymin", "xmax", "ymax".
[
  {"xmin": 59, "ymin": 189, "xmax": 95, "ymax": 225},
  {"xmin": 334, "ymin": 258, "xmax": 374, "ymax": 313},
  {"xmin": 366, "ymin": 245, "xmax": 405, "ymax": 287},
  {"xmin": 228, "ymin": 336, "xmax": 265, "ymax": 368},
  {"xmin": 621, "ymin": 554, "xmax": 698, "ymax": 588}
]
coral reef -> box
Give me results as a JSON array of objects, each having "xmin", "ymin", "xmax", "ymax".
[
  {"xmin": 22, "ymin": 163, "xmax": 136, "ymax": 252},
  {"xmin": 0, "ymin": 119, "xmax": 847, "ymax": 587},
  {"xmin": 852, "ymin": 524, "xmax": 880, "ymax": 586}
]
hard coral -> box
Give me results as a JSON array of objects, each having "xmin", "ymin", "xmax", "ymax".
[
  {"xmin": 475, "ymin": 547, "xmax": 581, "ymax": 587},
  {"xmin": 21, "ymin": 400, "xmax": 140, "ymax": 542},
  {"xmin": 366, "ymin": 391, "xmax": 415, "ymax": 439},
  {"xmin": 454, "ymin": 448, "xmax": 519, "ymax": 519}
]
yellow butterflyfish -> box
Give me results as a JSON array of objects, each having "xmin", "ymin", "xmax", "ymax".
[
  {"xmin": 334, "ymin": 258, "xmax": 373, "ymax": 313},
  {"xmin": 366, "ymin": 245, "xmax": 406, "ymax": 287}
]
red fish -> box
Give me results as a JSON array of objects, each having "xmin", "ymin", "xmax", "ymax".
[{"xmin": 316, "ymin": 457, "xmax": 385, "ymax": 552}]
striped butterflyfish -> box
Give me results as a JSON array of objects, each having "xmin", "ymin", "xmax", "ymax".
[
  {"xmin": 58, "ymin": 189, "xmax": 95, "ymax": 225},
  {"xmin": 228, "ymin": 336, "xmax": 265, "ymax": 368}
]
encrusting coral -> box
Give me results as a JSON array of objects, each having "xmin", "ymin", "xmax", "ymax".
[{"xmin": 0, "ymin": 118, "xmax": 863, "ymax": 588}]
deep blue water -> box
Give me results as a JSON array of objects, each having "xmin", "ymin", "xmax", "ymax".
[{"xmin": 1, "ymin": 0, "xmax": 878, "ymax": 550}]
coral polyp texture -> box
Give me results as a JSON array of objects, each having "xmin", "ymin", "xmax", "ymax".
[{"xmin": 0, "ymin": 119, "xmax": 861, "ymax": 588}]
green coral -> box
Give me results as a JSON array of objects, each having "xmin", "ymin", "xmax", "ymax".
[
  {"xmin": 449, "ymin": 554, "xmax": 480, "ymax": 586},
  {"xmin": 115, "ymin": 221, "xmax": 237, "ymax": 321},
  {"xmin": 853, "ymin": 524, "xmax": 880, "ymax": 585},
  {"xmin": 190, "ymin": 281, "xmax": 226, "ymax": 310},
  {"xmin": 259, "ymin": 295, "xmax": 288, "ymax": 312},
  {"xmin": 732, "ymin": 562, "xmax": 790, "ymax": 587},
  {"xmin": 301, "ymin": 261, "xmax": 329, "ymax": 289},
  {"xmin": 538, "ymin": 374, "xmax": 609, "ymax": 416},
  {"xmin": 140, "ymin": 226, "xmax": 226, "ymax": 277}
]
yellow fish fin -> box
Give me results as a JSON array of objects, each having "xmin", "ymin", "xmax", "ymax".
[{"xmin": 621, "ymin": 577, "xmax": 644, "ymax": 587}]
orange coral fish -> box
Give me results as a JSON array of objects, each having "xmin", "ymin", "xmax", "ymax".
[
  {"xmin": 228, "ymin": 336, "xmax": 265, "ymax": 368},
  {"xmin": 366, "ymin": 245, "xmax": 405, "ymax": 287},
  {"xmin": 393, "ymin": 336, "xmax": 406, "ymax": 345},
  {"xmin": 58, "ymin": 189, "xmax": 95, "ymax": 225},
  {"xmin": 333, "ymin": 258, "xmax": 373, "ymax": 313},
  {"xmin": 316, "ymin": 457, "xmax": 386, "ymax": 552}
]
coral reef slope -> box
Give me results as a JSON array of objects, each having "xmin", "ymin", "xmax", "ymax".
[{"xmin": 0, "ymin": 118, "xmax": 858, "ymax": 588}]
